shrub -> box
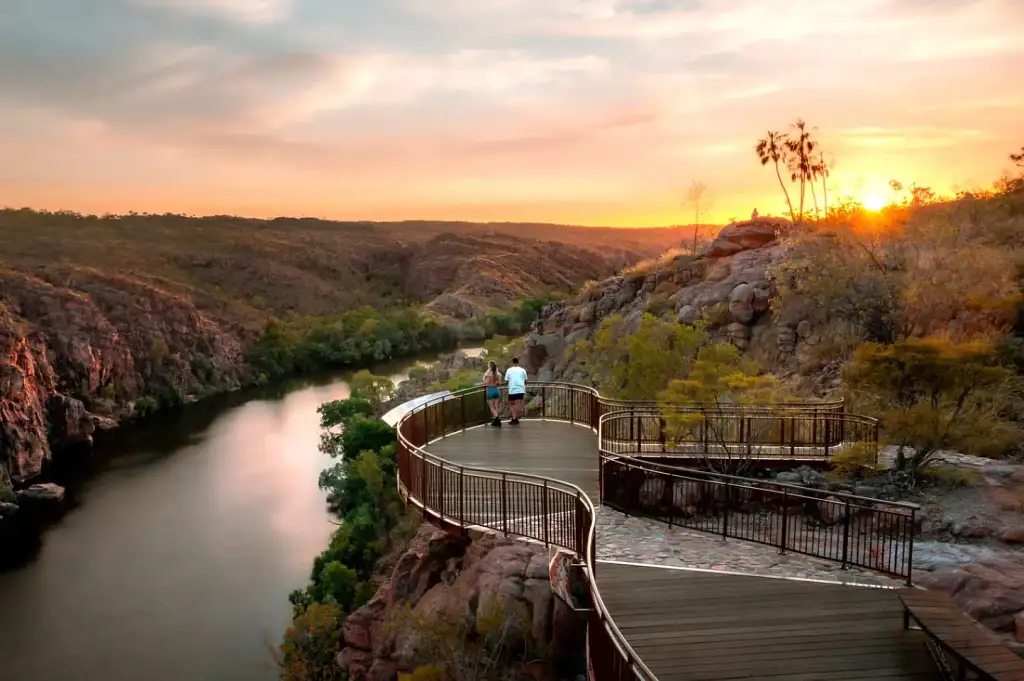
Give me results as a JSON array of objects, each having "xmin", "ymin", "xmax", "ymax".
[
  {"xmin": 828, "ymin": 442, "xmax": 884, "ymax": 480},
  {"xmin": 276, "ymin": 603, "xmax": 346, "ymax": 681}
]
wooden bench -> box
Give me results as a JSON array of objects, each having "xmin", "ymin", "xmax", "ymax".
[{"xmin": 899, "ymin": 588, "xmax": 1024, "ymax": 681}]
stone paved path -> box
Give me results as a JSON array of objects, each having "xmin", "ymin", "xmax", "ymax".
[{"xmin": 593, "ymin": 507, "xmax": 901, "ymax": 587}]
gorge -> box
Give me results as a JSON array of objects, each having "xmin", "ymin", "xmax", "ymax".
[{"xmin": 0, "ymin": 353, "xmax": 473, "ymax": 681}]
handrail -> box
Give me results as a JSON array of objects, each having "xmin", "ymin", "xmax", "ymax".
[
  {"xmin": 394, "ymin": 382, "xmax": 885, "ymax": 681},
  {"xmin": 598, "ymin": 405, "xmax": 879, "ymax": 461}
]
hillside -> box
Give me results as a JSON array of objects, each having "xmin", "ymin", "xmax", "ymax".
[
  {"xmin": 0, "ymin": 208, "xmax": 692, "ymax": 494},
  {"xmin": 524, "ymin": 190, "xmax": 1024, "ymax": 392}
]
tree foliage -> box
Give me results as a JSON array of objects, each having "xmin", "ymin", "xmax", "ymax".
[
  {"xmin": 348, "ymin": 369, "xmax": 396, "ymax": 407},
  {"xmin": 280, "ymin": 396, "xmax": 415, "ymax": 679},
  {"xmin": 276, "ymin": 602, "xmax": 346, "ymax": 681},
  {"xmin": 768, "ymin": 192, "xmax": 1023, "ymax": 358},
  {"xmin": 249, "ymin": 306, "xmax": 457, "ymax": 380},
  {"xmin": 659, "ymin": 343, "xmax": 784, "ymax": 473},
  {"xmin": 572, "ymin": 313, "xmax": 708, "ymax": 400},
  {"xmin": 843, "ymin": 338, "xmax": 1022, "ymax": 472}
]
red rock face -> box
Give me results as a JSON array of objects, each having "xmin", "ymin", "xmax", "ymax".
[
  {"xmin": 0, "ymin": 309, "xmax": 54, "ymax": 482},
  {"xmin": 336, "ymin": 525, "xmax": 585, "ymax": 680},
  {"xmin": 915, "ymin": 553, "xmax": 1024, "ymax": 657},
  {"xmin": 0, "ymin": 267, "xmax": 246, "ymax": 485}
]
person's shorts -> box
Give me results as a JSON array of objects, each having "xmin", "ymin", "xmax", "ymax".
[
  {"xmin": 486, "ymin": 386, "xmax": 501, "ymax": 400},
  {"xmin": 508, "ymin": 392, "xmax": 525, "ymax": 402}
]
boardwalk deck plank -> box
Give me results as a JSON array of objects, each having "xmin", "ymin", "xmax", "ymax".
[{"xmin": 423, "ymin": 420, "xmax": 942, "ymax": 681}]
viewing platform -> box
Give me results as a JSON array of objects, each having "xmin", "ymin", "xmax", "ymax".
[{"xmin": 394, "ymin": 383, "xmax": 1016, "ymax": 681}]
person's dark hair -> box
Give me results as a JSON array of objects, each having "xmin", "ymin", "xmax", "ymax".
[
  {"xmin": 511, "ymin": 357, "xmax": 519, "ymax": 365},
  {"xmin": 487, "ymin": 361, "xmax": 497, "ymax": 378}
]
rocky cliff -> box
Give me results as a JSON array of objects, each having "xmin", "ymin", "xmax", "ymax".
[
  {"xmin": 337, "ymin": 525, "xmax": 585, "ymax": 681},
  {"xmin": 1, "ymin": 209, "xmax": 686, "ymax": 519},
  {"xmin": 0, "ymin": 268, "xmax": 246, "ymax": 485},
  {"xmin": 523, "ymin": 217, "xmax": 831, "ymax": 388}
]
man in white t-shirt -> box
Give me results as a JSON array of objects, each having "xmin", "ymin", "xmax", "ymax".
[{"xmin": 503, "ymin": 357, "xmax": 528, "ymax": 425}]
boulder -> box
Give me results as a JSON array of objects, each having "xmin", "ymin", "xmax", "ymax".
[
  {"xmin": 707, "ymin": 219, "xmax": 787, "ymax": 258},
  {"xmin": 337, "ymin": 526, "xmax": 585, "ymax": 679},
  {"xmin": 728, "ymin": 284, "xmax": 755, "ymax": 324}
]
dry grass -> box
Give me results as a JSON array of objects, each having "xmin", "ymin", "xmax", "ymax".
[{"xmin": 0, "ymin": 209, "xmax": 691, "ymax": 327}]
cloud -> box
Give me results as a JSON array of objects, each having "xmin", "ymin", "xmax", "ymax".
[
  {"xmin": 0, "ymin": 0, "xmax": 1022, "ymax": 223},
  {"xmin": 133, "ymin": 0, "xmax": 295, "ymax": 23}
]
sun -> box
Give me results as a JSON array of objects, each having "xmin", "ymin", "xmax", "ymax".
[{"xmin": 863, "ymin": 194, "xmax": 886, "ymax": 212}]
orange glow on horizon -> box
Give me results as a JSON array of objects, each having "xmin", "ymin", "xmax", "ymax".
[{"xmin": 863, "ymin": 194, "xmax": 887, "ymax": 212}]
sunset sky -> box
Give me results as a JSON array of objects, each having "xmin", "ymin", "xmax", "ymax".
[{"xmin": 1, "ymin": 0, "xmax": 1022, "ymax": 226}]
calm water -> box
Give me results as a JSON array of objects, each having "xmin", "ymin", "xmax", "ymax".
[{"xmin": 0, "ymin": 352, "xmax": 476, "ymax": 681}]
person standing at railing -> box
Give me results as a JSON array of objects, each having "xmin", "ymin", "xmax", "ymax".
[
  {"xmin": 482, "ymin": 361, "xmax": 503, "ymax": 428},
  {"xmin": 503, "ymin": 357, "xmax": 528, "ymax": 426}
]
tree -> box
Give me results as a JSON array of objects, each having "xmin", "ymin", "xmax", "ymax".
[
  {"xmin": 1010, "ymin": 146, "xmax": 1024, "ymax": 168},
  {"xmin": 571, "ymin": 314, "xmax": 707, "ymax": 400},
  {"xmin": 756, "ymin": 130, "xmax": 796, "ymax": 223},
  {"xmin": 684, "ymin": 180, "xmax": 711, "ymax": 254},
  {"xmin": 659, "ymin": 342, "xmax": 783, "ymax": 473},
  {"xmin": 816, "ymin": 151, "xmax": 833, "ymax": 217},
  {"xmin": 348, "ymin": 369, "xmax": 395, "ymax": 407},
  {"xmin": 275, "ymin": 602, "xmax": 346, "ymax": 681},
  {"xmin": 784, "ymin": 119, "xmax": 818, "ymax": 222},
  {"xmin": 842, "ymin": 339, "xmax": 1021, "ymax": 473}
]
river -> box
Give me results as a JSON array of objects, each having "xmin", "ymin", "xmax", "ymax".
[{"xmin": 0, "ymin": 350, "xmax": 479, "ymax": 681}]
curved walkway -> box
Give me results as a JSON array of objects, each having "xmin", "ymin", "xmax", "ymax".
[{"xmin": 424, "ymin": 420, "xmax": 939, "ymax": 681}]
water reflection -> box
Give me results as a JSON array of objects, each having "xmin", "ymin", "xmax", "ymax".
[{"xmin": 0, "ymin": 351, "xmax": 476, "ymax": 681}]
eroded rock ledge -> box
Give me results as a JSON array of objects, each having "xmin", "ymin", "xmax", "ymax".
[{"xmin": 338, "ymin": 525, "xmax": 585, "ymax": 681}]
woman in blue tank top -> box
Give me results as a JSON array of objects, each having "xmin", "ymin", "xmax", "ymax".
[{"xmin": 482, "ymin": 361, "xmax": 502, "ymax": 427}]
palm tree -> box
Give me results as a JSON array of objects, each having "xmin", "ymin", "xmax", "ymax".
[
  {"xmin": 755, "ymin": 131, "xmax": 795, "ymax": 223},
  {"xmin": 817, "ymin": 151, "xmax": 832, "ymax": 217},
  {"xmin": 784, "ymin": 119, "xmax": 816, "ymax": 223},
  {"xmin": 1011, "ymin": 146, "xmax": 1024, "ymax": 168}
]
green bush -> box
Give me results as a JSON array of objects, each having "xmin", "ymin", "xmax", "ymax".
[{"xmin": 249, "ymin": 306, "xmax": 458, "ymax": 380}]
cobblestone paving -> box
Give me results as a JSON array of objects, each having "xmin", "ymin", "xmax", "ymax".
[{"xmin": 593, "ymin": 507, "xmax": 901, "ymax": 587}]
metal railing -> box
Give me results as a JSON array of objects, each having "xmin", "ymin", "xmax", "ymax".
[
  {"xmin": 396, "ymin": 383, "xmax": 655, "ymax": 681},
  {"xmin": 599, "ymin": 407, "xmax": 880, "ymax": 461},
  {"xmin": 598, "ymin": 452, "xmax": 917, "ymax": 583},
  {"xmin": 394, "ymin": 382, "xmax": 892, "ymax": 681}
]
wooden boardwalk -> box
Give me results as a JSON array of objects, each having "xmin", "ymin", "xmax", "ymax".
[
  {"xmin": 423, "ymin": 420, "xmax": 941, "ymax": 681},
  {"xmin": 598, "ymin": 562, "xmax": 939, "ymax": 681}
]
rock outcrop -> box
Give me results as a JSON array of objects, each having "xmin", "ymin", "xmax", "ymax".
[
  {"xmin": 524, "ymin": 217, "xmax": 815, "ymax": 384},
  {"xmin": 914, "ymin": 542, "xmax": 1024, "ymax": 656},
  {"xmin": 0, "ymin": 269, "xmax": 246, "ymax": 491},
  {"xmin": 337, "ymin": 525, "xmax": 585, "ymax": 681}
]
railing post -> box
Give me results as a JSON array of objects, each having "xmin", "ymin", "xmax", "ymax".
[
  {"xmin": 636, "ymin": 414, "xmax": 642, "ymax": 453},
  {"xmin": 501, "ymin": 473, "xmax": 509, "ymax": 536},
  {"xmin": 779, "ymin": 489, "xmax": 788, "ymax": 554},
  {"xmin": 722, "ymin": 480, "xmax": 730, "ymax": 538},
  {"xmin": 841, "ymin": 501, "xmax": 851, "ymax": 569},
  {"xmin": 439, "ymin": 460, "xmax": 446, "ymax": 519},
  {"xmin": 824, "ymin": 416, "xmax": 832, "ymax": 458},
  {"xmin": 440, "ymin": 399, "xmax": 446, "ymax": 436},
  {"xmin": 460, "ymin": 396, "xmax": 466, "ymax": 432},
  {"xmin": 907, "ymin": 508, "xmax": 916, "ymax": 586},
  {"xmin": 789, "ymin": 416, "xmax": 796, "ymax": 458},
  {"xmin": 570, "ymin": 389, "xmax": 576, "ymax": 423},
  {"xmin": 542, "ymin": 386, "xmax": 547, "ymax": 419},
  {"xmin": 542, "ymin": 479, "xmax": 549, "ymax": 546},
  {"xmin": 459, "ymin": 467, "xmax": 465, "ymax": 528},
  {"xmin": 659, "ymin": 416, "xmax": 666, "ymax": 453}
]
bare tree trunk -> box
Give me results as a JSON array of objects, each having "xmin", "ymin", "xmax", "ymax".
[
  {"xmin": 692, "ymin": 203, "xmax": 699, "ymax": 254},
  {"xmin": 810, "ymin": 181, "xmax": 820, "ymax": 220},
  {"xmin": 822, "ymin": 176, "xmax": 829, "ymax": 217},
  {"xmin": 773, "ymin": 161, "xmax": 796, "ymax": 223}
]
